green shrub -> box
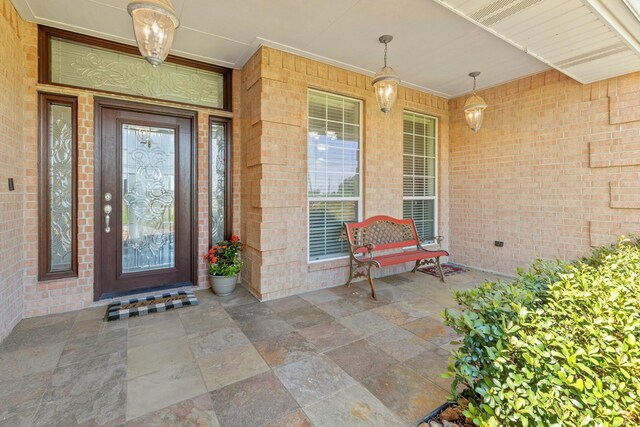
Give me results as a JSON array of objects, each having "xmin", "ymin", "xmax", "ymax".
[{"xmin": 444, "ymin": 238, "xmax": 640, "ymax": 426}]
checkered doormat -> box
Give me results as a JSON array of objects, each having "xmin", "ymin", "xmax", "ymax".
[
  {"xmin": 106, "ymin": 290, "xmax": 198, "ymax": 321},
  {"xmin": 418, "ymin": 263, "xmax": 469, "ymax": 277}
]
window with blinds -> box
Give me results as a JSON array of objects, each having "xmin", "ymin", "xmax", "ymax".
[
  {"xmin": 403, "ymin": 111, "xmax": 437, "ymax": 241},
  {"xmin": 308, "ymin": 90, "xmax": 362, "ymax": 261}
]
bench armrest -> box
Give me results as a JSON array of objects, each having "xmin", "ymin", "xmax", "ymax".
[
  {"xmin": 353, "ymin": 243, "xmax": 375, "ymax": 253},
  {"xmin": 418, "ymin": 235, "xmax": 444, "ymax": 249}
]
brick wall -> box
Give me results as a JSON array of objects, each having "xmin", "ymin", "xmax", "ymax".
[
  {"xmin": 238, "ymin": 47, "xmax": 451, "ymax": 300},
  {"xmin": 449, "ymin": 70, "xmax": 640, "ymax": 274},
  {"xmin": 0, "ymin": 0, "xmax": 25, "ymax": 341}
]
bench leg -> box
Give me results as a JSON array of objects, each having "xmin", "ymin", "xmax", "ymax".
[
  {"xmin": 366, "ymin": 265, "xmax": 377, "ymax": 300},
  {"xmin": 345, "ymin": 262, "xmax": 355, "ymax": 287},
  {"xmin": 411, "ymin": 260, "xmax": 421, "ymax": 273},
  {"xmin": 436, "ymin": 257, "xmax": 445, "ymax": 282}
]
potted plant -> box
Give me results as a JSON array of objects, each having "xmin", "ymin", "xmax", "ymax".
[{"xmin": 204, "ymin": 235, "xmax": 243, "ymax": 296}]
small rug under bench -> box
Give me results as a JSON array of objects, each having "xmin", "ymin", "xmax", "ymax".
[
  {"xmin": 418, "ymin": 263, "xmax": 469, "ymax": 277},
  {"xmin": 106, "ymin": 290, "xmax": 198, "ymax": 321}
]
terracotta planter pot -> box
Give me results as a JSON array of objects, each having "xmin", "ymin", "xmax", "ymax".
[{"xmin": 208, "ymin": 274, "xmax": 238, "ymax": 296}]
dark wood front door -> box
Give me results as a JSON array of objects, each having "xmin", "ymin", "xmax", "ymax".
[{"xmin": 94, "ymin": 99, "xmax": 196, "ymax": 299}]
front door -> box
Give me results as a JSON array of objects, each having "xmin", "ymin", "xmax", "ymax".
[{"xmin": 95, "ymin": 99, "xmax": 195, "ymax": 299}]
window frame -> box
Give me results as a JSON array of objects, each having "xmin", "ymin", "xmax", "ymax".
[
  {"xmin": 307, "ymin": 89, "xmax": 364, "ymax": 263},
  {"xmin": 38, "ymin": 92, "xmax": 79, "ymax": 281},
  {"xmin": 402, "ymin": 110, "xmax": 438, "ymax": 242},
  {"xmin": 208, "ymin": 116, "xmax": 232, "ymax": 247}
]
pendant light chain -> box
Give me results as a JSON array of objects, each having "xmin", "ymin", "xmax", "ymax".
[
  {"xmin": 383, "ymin": 42, "xmax": 388, "ymax": 68},
  {"xmin": 473, "ymin": 75, "xmax": 477, "ymax": 92}
]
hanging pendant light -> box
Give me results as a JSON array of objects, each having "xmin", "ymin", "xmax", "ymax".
[
  {"xmin": 463, "ymin": 71, "xmax": 488, "ymax": 132},
  {"xmin": 372, "ymin": 35, "xmax": 401, "ymax": 114},
  {"xmin": 127, "ymin": 0, "xmax": 180, "ymax": 67}
]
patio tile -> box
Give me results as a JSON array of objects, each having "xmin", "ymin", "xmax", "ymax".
[
  {"xmin": 338, "ymin": 311, "xmax": 395, "ymax": 339},
  {"xmin": 380, "ymin": 274, "xmax": 413, "ymax": 286},
  {"xmin": 235, "ymin": 315, "xmax": 294, "ymax": 342},
  {"xmin": 179, "ymin": 307, "xmax": 235, "ymax": 336},
  {"xmin": 127, "ymin": 309, "xmax": 181, "ymax": 328},
  {"xmin": 197, "ymin": 343, "xmax": 269, "ymax": 391},
  {"xmin": 297, "ymin": 321, "xmax": 360, "ymax": 352},
  {"xmin": 367, "ymin": 325, "xmax": 434, "ymax": 362},
  {"xmin": 0, "ymin": 342, "xmax": 64, "ymax": 381},
  {"xmin": 66, "ymin": 318, "xmax": 106, "ymax": 341},
  {"xmin": 9, "ymin": 310, "xmax": 77, "ymax": 332},
  {"xmin": 371, "ymin": 301, "xmax": 430, "ymax": 325},
  {"xmin": 75, "ymin": 305, "xmax": 108, "ymax": 322},
  {"xmin": 254, "ymin": 332, "xmax": 318, "ymax": 367},
  {"xmin": 188, "ymin": 325, "xmax": 250, "ymax": 359},
  {"xmin": 35, "ymin": 352, "xmax": 127, "ymax": 426},
  {"xmin": 216, "ymin": 286, "xmax": 259, "ymax": 308},
  {"xmin": 210, "ymin": 371, "xmax": 299, "ymax": 427},
  {"xmin": 325, "ymin": 339, "xmax": 397, "ymax": 382},
  {"xmin": 278, "ymin": 305, "xmax": 335, "ymax": 329},
  {"xmin": 0, "ymin": 370, "xmax": 51, "ymax": 425},
  {"xmin": 402, "ymin": 316, "xmax": 457, "ymax": 344},
  {"xmin": 262, "ymin": 409, "xmax": 312, "ymax": 427},
  {"xmin": 0, "ymin": 405, "xmax": 39, "ymax": 427},
  {"xmin": 273, "ymin": 354, "xmax": 356, "ymax": 407},
  {"xmin": 127, "ymin": 393, "xmax": 220, "ymax": 427},
  {"xmin": 363, "ymin": 364, "xmax": 445, "ymax": 424},
  {"xmin": 194, "ymin": 289, "xmax": 223, "ymax": 308},
  {"xmin": 0, "ymin": 314, "xmax": 75, "ymax": 353},
  {"xmin": 265, "ymin": 296, "xmax": 312, "ymax": 313},
  {"xmin": 299, "ymin": 288, "xmax": 342, "ymax": 305},
  {"xmin": 58, "ymin": 327, "xmax": 127, "ymax": 367},
  {"xmin": 303, "ymin": 384, "xmax": 404, "ymax": 427},
  {"xmin": 128, "ymin": 336, "xmax": 194, "ymax": 379},
  {"xmin": 405, "ymin": 346, "xmax": 454, "ymax": 391},
  {"xmin": 127, "ymin": 314, "xmax": 187, "ymax": 348},
  {"xmin": 225, "ymin": 302, "xmax": 275, "ymax": 323},
  {"xmin": 127, "ymin": 361, "xmax": 206, "ymax": 420},
  {"xmin": 401, "ymin": 297, "xmax": 444, "ymax": 316},
  {"xmin": 315, "ymin": 298, "xmax": 365, "ymax": 318}
]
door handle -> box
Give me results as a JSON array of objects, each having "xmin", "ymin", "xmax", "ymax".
[{"xmin": 104, "ymin": 204, "xmax": 112, "ymax": 233}]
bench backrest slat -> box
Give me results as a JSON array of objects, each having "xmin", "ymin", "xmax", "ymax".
[{"xmin": 344, "ymin": 215, "xmax": 419, "ymax": 253}]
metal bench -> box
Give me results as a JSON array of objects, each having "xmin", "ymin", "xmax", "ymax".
[{"xmin": 343, "ymin": 215, "xmax": 449, "ymax": 299}]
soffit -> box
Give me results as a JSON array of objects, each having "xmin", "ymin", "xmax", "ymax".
[{"xmin": 433, "ymin": 0, "xmax": 640, "ymax": 84}]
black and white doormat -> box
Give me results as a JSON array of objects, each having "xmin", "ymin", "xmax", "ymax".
[{"xmin": 106, "ymin": 290, "xmax": 198, "ymax": 321}]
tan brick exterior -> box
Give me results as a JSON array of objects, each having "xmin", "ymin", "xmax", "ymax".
[
  {"xmin": 238, "ymin": 47, "xmax": 450, "ymax": 300},
  {"xmin": 2, "ymin": 4, "xmax": 640, "ymax": 340},
  {"xmin": 0, "ymin": 0, "xmax": 26, "ymax": 341},
  {"xmin": 449, "ymin": 70, "xmax": 640, "ymax": 274}
]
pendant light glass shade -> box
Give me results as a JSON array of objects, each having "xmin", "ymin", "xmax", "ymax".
[
  {"xmin": 127, "ymin": 0, "xmax": 179, "ymax": 67},
  {"xmin": 372, "ymin": 35, "xmax": 400, "ymax": 114},
  {"xmin": 463, "ymin": 72, "xmax": 487, "ymax": 132}
]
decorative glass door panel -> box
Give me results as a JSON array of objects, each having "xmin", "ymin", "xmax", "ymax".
[
  {"xmin": 210, "ymin": 121, "xmax": 226, "ymax": 244},
  {"xmin": 122, "ymin": 124, "xmax": 176, "ymax": 273},
  {"xmin": 95, "ymin": 100, "xmax": 194, "ymax": 299}
]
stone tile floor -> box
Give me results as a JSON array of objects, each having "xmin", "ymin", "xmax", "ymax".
[{"xmin": 0, "ymin": 269, "xmax": 506, "ymax": 427}]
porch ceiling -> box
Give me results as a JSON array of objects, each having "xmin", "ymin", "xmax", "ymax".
[{"xmin": 11, "ymin": 0, "xmax": 550, "ymax": 98}]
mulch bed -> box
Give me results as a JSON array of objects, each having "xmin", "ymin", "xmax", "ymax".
[{"xmin": 419, "ymin": 399, "xmax": 475, "ymax": 427}]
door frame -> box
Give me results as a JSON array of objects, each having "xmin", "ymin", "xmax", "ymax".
[{"xmin": 93, "ymin": 97, "xmax": 198, "ymax": 301}]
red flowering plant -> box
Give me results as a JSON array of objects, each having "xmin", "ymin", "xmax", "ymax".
[{"xmin": 203, "ymin": 235, "xmax": 244, "ymax": 277}]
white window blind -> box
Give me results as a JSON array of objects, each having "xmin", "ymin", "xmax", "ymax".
[
  {"xmin": 308, "ymin": 90, "xmax": 362, "ymax": 261},
  {"xmin": 403, "ymin": 111, "xmax": 437, "ymax": 241}
]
